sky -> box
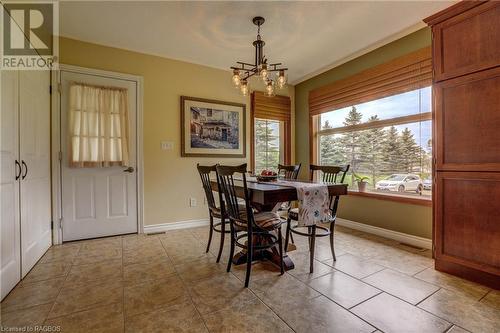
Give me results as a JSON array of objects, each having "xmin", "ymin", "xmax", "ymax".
[{"xmin": 320, "ymin": 87, "xmax": 432, "ymax": 149}]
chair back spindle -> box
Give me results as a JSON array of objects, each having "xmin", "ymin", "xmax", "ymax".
[
  {"xmin": 197, "ymin": 164, "xmax": 217, "ymax": 208},
  {"xmin": 278, "ymin": 163, "xmax": 301, "ymax": 180},
  {"xmin": 216, "ymin": 164, "xmax": 254, "ymax": 230}
]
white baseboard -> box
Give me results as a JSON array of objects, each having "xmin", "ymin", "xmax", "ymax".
[
  {"xmin": 143, "ymin": 217, "xmax": 432, "ymax": 250},
  {"xmin": 336, "ymin": 218, "xmax": 432, "ymax": 249},
  {"xmin": 143, "ymin": 219, "xmax": 209, "ymax": 234}
]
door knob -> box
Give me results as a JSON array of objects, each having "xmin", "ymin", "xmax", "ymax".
[{"xmin": 123, "ymin": 166, "xmax": 135, "ymax": 173}]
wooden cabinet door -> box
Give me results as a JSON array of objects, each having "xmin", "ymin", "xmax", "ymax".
[
  {"xmin": 434, "ymin": 67, "xmax": 500, "ymax": 172},
  {"xmin": 434, "ymin": 171, "xmax": 500, "ymax": 286},
  {"xmin": 432, "ymin": 1, "xmax": 500, "ymax": 82}
]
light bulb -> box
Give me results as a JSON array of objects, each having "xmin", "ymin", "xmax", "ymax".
[
  {"xmin": 277, "ymin": 70, "xmax": 287, "ymax": 89},
  {"xmin": 240, "ymin": 80, "xmax": 249, "ymax": 96},
  {"xmin": 232, "ymin": 69, "xmax": 241, "ymax": 87},
  {"xmin": 265, "ymin": 80, "xmax": 275, "ymax": 97},
  {"xmin": 260, "ymin": 64, "xmax": 268, "ymax": 81}
]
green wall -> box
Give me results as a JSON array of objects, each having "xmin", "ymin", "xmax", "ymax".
[{"xmin": 295, "ymin": 28, "xmax": 432, "ymax": 239}]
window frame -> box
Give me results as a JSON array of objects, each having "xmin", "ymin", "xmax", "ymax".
[{"xmin": 311, "ymin": 88, "xmax": 433, "ymax": 206}]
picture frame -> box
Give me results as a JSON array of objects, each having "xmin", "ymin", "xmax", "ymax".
[{"xmin": 181, "ymin": 96, "xmax": 246, "ymax": 157}]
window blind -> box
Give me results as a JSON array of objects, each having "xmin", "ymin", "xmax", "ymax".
[
  {"xmin": 252, "ymin": 91, "xmax": 291, "ymax": 121},
  {"xmin": 309, "ymin": 47, "xmax": 432, "ymax": 116}
]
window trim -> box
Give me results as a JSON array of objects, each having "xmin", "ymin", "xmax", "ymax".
[
  {"xmin": 318, "ymin": 112, "xmax": 432, "ymax": 136},
  {"xmin": 348, "ymin": 189, "xmax": 432, "ymax": 206}
]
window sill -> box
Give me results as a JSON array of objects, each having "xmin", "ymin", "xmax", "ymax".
[{"xmin": 347, "ymin": 190, "xmax": 432, "ymax": 207}]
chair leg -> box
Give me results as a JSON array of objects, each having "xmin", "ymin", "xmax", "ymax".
[
  {"xmin": 307, "ymin": 226, "xmax": 312, "ymax": 251},
  {"xmin": 329, "ymin": 221, "xmax": 336, "ymax": 261},
  {"xmin": 216, "ymin": 217, "xmax": 225, "ymax": 263},
  {"xmin": 309, "ymin": 225, "xmax": 316, "ymax": 274},
  {"xmin": 227, "ymin": 226, "xmax": 235, "ymax": 272},
  {"xmin": 206, "ymin": 214, "xmax": 214, "ymax": 253},
  {"xmin": 290, "ymin": 232, "xmax": 295, "ymax": 244},
  {"xmin": 278, "ymin": 228, "xmax": 284, "ymax": 275},
  {"xmin": 245, "ymin": 233, "xmax": 253, "ymax": 288},
  {"xmin": 284, "ymin": 218, "xmax": 291, "ymax": 252}
]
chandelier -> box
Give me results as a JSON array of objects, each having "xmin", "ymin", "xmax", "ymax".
[{"xmin": 230, "ymin": 16, "xmax": 288, "ymax": 97}]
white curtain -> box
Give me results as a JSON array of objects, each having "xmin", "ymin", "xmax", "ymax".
[{"xmin": 68, "ymin": 83, "xmax": 130, "ymax": 168}]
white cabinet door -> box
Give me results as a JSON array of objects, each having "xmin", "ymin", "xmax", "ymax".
[
  {"xmin": 19, "ymin": 70, "xmax": 52, "ymax": 277},
  {"xmin": 60, "ymin": 70, "xmax": 138, "ymax": 241},
  {"xmin": 0, "ymin": 70, "xmax": 21, "ymax": 300}
]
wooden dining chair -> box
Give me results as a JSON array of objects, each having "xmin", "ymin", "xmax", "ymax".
[
  {"xmin": 216, "ymin": 163, "xmax": 285, "ymax": 287},
  {"xmin": 277, "ymin": 163, "xmax": 301, "ymax": 244},
  {"xmin": 277, "ymin": 163, "xmax": 301, "ymax": 180},
  {"xmin": 284, "ymin": 164, "xmax": 350, "ymax": 273},
  {"xmin": 197, "ymin": 164, "xmax": 229, "ymax": 263}
]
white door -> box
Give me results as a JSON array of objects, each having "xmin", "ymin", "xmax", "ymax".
[
  {"xmin": 60, "ymin": 70, "xmax": 138, "ymax": 241},
  {"xmin": 19, "ymin": 70, "xmax": 52, "ymax": 276},
  {"xmin": 1, "ymin": 70, "xmax": 21, "ymax": 299}
]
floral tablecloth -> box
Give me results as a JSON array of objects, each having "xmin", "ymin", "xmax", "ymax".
[{"xmin": 277, "ymin": 180, "xmax": 331, "ymax": 226}]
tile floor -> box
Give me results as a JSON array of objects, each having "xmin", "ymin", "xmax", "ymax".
[{"xmin": 1, "ymin": 225, "xmax": 499, "ymax": 333}]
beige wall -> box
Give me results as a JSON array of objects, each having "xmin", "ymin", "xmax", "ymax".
[
  {"xmin": 60, "ymin": 37, "xmax": 294, "ymax": 227},
  {"xmin": 294, "ymin": 28, "xmax": 432, "ymax": 239}
]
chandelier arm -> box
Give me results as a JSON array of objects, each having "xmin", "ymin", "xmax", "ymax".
[
  {"xmin": 241, "ymin": 71, "xmax": 257, "ymax": 81},
  {"xmin": 236, "ymin": 61, "xmax": 257, "ymax": 67},
  {"xmin": 231, "ymin": 65, "xmax": 259, "ymax": 73}
]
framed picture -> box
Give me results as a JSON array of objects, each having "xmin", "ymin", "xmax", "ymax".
[{"xmin": 181, "ymin": 96, "xmax": 246, "ymax": 157}]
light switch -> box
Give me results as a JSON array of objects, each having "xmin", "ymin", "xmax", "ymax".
[{"xmin": 161, "ymin": 141, "xmax": 174, "ymax": 150}]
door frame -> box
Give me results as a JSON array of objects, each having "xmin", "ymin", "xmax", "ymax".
[{"xmin": 51, "ymin": 64, "xmax": 144, "ymax": 245}]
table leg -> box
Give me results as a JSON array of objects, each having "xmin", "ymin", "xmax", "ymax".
[{"xmin": 231, "ymin": 231, "xmax": 295, "ymax": 271}]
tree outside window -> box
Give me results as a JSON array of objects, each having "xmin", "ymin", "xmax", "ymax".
[{"xmin": 254, "ymin": 119, "xmax": 282, "ymax": 173}]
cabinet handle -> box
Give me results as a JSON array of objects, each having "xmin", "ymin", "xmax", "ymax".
[
  {"xmin": 15, "ymin": 160, "xmax": 21, "ymax": 180},
  {"xmin": 22, "ymin": 160, "xmax": 28, "ymax": 180}
]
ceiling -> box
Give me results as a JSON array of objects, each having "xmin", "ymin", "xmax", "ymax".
[{"xmin": 59, "ymin": 1, "xmax": 455, "ymax": 84}]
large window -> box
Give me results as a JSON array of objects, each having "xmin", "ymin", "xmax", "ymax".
[
  {"xmin": 317, "ymin": 87, "xmax": 432, "ymax": 199},
  {"xmin": 254, "ymin": 118, "xmax": 283, "ymax": 173}
]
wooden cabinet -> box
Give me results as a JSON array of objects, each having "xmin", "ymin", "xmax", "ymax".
[
  {"xmin": 434, "ymin": 68, "xmax": 500, "ymax": 171},
  {"xmin": 425, "ymin": 1, "xmax": 500, "ymax": 288},
  {"xmin": 434, "ymin": 172, "xmax": 500, "ymax": 285},
  {"xmin": 430, "ymin": 1, "xmax": 500, "ymax": 82}
]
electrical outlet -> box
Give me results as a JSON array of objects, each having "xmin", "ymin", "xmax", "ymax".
[
  {"xmin": 189, "ymin": 198, "xmax": 197, "ymax": 207},
  {"xmin": 161, "ymin": 141, "xmax": 174, "ymax": 150}
]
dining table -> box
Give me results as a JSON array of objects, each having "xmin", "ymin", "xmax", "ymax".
[{"xmin": 210, "ymin": 177, "xmax": 348, "ymax": 271}]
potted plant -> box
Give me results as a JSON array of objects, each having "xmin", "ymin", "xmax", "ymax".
[{"xmin": 353, "ymin": 173, "xmax": 369, "ymax": 192}]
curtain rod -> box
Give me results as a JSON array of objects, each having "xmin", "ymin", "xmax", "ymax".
[{"xmin": 70, "ymin": 81, "xmax": 127, "ymax": 92}]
